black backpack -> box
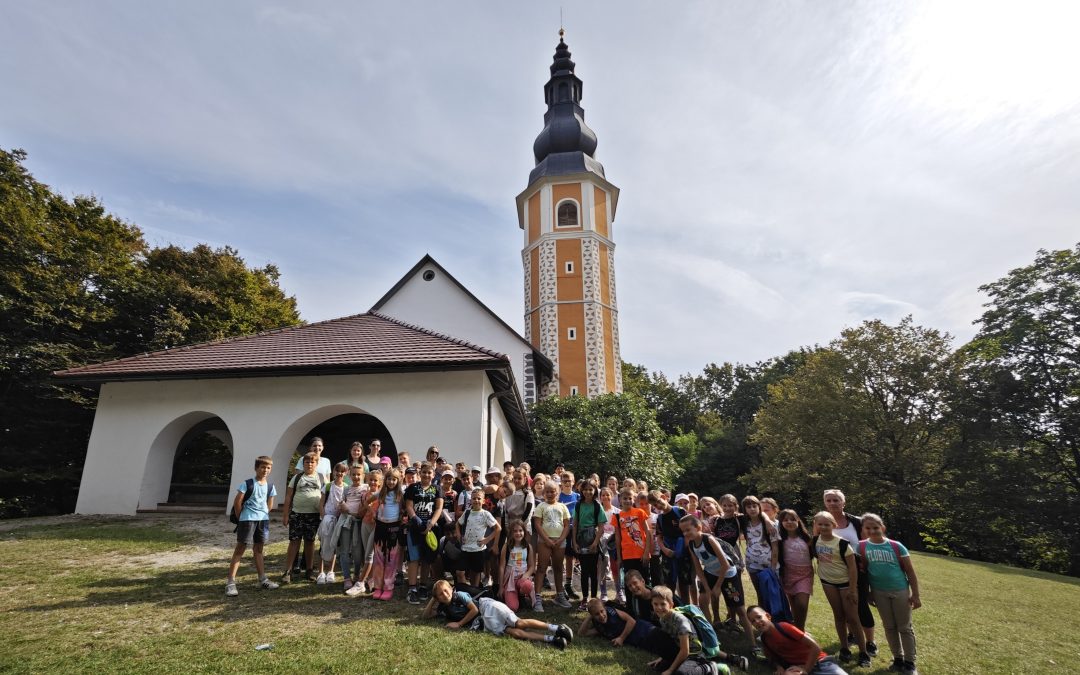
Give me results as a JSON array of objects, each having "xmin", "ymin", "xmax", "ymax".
[{"xmin": 228, "ymin": 478, "xmax": 256, "ymax": 526}]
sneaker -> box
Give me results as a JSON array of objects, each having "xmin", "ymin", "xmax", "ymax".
[
  {"xmin": 858, "ymin": 652, "xmax": 872, "ymax": 668},
  {"xmin": 838, "ymin": 648, "xmax": 853, "ymax": 663},
  {"xmin": 564, "ymin": 585, "xmax": 581, "ymax": 600},
  {"xmin": 346, "ymin": 583, "xmax": 364, "ymax": 597},
  {"xmin": 418, "ymin": 585, "xmax": 430, "ymax": 601},
  {"xmin": 902, "ymin": 661, "xmax": 919, "ymax": 675},
  {"xmin": 316, "ymin": 572, "xmax": 327, "ymax": 585},
  {"xmin": 407, "ymin": 589, "xmax": 420, "ymax": 605},
  {"xmin": 553, "ymin": 594, "xmax": 572, "ymax": 609},
  {"xmin": 225, "ymin": 581, "xmax": 238, "ymax": 597},
  {"xmin": 343, "ymin": 579, "xmax": 353, "ymax": 591},
  {"xmin": 866, "ymin": 641, "xmax": 879, "ymax": 658},
  {"xmin": 355, "ymin": 581, "xmax": 367, "ymax": 594},
  {"xmin": 577, "ymin": 601, "xmax": 588, "ymax": 611},
  {"xmin": 550, "ymin": 636, "xmax": 568, "ymax": 650},
  {"xmin": 533, "ymin": 598, "xmax": 544, "ymax": 613},
  {"xmin": 555, "ymin": 624, "xmax": 574, "ymax": 643},
  {"xmin": 615, "ymin": 591, "xmax": 626, "ymax": 604},
  {"xmin": 751, "ymin": 647, "xmax": 766, "ymax": 662},
  {"xmin": 727, "ymin": 654, "xmax": 749, "ymax": 671},
  {"xmin": 260, "ymin": 578, "xmax": 280, "ymax": 590},
  {"xmin": 326, "ymin": 571, "xmax": 336, "ymax": 584},
  {"xmin": 888, "ymin": 657, "xmax": 905, "ymax": 672}
]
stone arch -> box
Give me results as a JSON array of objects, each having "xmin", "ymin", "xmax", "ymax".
[{"xmin": 140, "ymin": 411, "xmax": 232, "ymax": 510}]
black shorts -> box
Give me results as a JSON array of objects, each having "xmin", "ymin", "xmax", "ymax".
[
  {"xmin": 287, "ymin": 512, "xmax": 319, "ymax": 542},
  {"xmin": 564, "ymin": 536, "xmax": 576, "ymax": 557},
  {"xmin": 720, "ymin": 573, "xmax": 745, "ymax": 608},
  {"xmin": 462, "ymin": 549, "xmax": 487, "ymax": 573},
  {"xmin": 236, "ymin": 519, "xmax": 270, "ymax": 545}
]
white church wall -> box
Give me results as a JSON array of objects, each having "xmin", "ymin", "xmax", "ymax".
[
  {"xmin": 480, "ymin": 374, "xmax": 516, "ymax": 471},
  {"xmin": 376, "ymin": 261, "xmax": 532, "ymax": 400},
  {"xmin": 76, "ymin": 370, "xmax": 491, "ymax": 515}
]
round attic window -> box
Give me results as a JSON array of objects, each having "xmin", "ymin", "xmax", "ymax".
[{"xmin": 422, "ymin": 270, "xmax": 436, "ymax": 281}]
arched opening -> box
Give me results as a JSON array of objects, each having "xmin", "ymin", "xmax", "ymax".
[
  {"xmin": 557, "ymin": 200, "xmax": 579, "ymax": 227},
  {"xmin": 558, "ymin": 81, "xmax": 570, "ymax": 102},
  {"xmin": 270, "ymin": 405, "xmax": 398, "ymax": 488},
  {"xmin": 140, "ymin": 411, "xmax": 232, "ymax": 511}
]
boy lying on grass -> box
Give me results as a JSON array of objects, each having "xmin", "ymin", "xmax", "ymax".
[
  {"xmin": 747, "ymin": 605, "xmax": 848, "ymax": 675},
  {"xmin": 422, "ymin": 580, "xmax": 574, "ymax": 649}
]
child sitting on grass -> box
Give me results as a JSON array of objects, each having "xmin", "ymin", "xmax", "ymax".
[
  {"xmin": 747, "ymin": 605, "xmax": 848, "ymax": 675},
  {"xmin": 422, "ymin": 580, "xmax": 574, "ymax": 649},
  {"xmin": 647, "ymin": 585, "xmax": 726, "ymax": 675},
  {"xmin": 225, "ymin": 456, "xmax": 279, "ymax": 597}
]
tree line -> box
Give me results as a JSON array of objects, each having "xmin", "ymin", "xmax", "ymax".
[
  {"xmin": 0, "ymin": 148, "xmax": 302, "ymax": 517},
  {"xmin": 532, "ymin": 247, "xmax": 1079, "ymax": 577}
]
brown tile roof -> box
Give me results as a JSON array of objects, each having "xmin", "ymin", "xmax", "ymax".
[{"xmin": 53, "ymin": 312, "xmax": 509, "ymax": 382}]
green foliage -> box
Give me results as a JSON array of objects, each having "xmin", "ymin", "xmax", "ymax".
[
  {"xmin": 0, "ymin": 148, "xmax": 302, "ymax": 517},
  {"xmin": 749, "ymin": 318, "xmax": 960, "ymax": 543},
  {"xmin": 527, "ymin": 393, "xmax": 681, "ymax": 488}
]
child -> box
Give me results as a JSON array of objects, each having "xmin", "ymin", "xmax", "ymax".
[
  {"xmin": 533, "ymin": 480, "xmax": 572, "ymax": 609},
  {"xmin": 599, "ymin": 487, "xmax": 622, "ymax": 602},
  {"xmin": 370, "ymin": 468, "xmax": 405, "ymax": 600},
  {"xmin": 859, "ymin": 513, "xmax": 920, "ymax": 675},
  {"xmin": 423, "ymin": 580, "xmax": 574, "ymax": 649},
  {"xmin": 404, "ymin": 462, "xmax": 444, "ymax": 604},
  {"xmin": 455, "ymin": 470, "xmax": 475, "ymax": 520},
  {"xmin": 225, "ymin": 456, "xmax": 279, "ymax": 596},
  {"xmin": 811, "ymin": 512, "xmax": 870, "ymax": 668},
  {"xmin": 711, "ymin": 494, "xmax": 744, "ymax": 630},
  {"xmin": 777, "ymin": 509, "xmax": 814, "ymax": 629},
  {"xmin": 459, "ymin": 487, "xmax": 501, "ymax": 587},
  {"xmin": 281, "ymin": 452, "xmax": 326, "ymax": 583},
  {"xmin": 699, "ymin": 497, "xmax": 721, "ymax": 533},
  {"xmin": 760, "ymin": 497, "xmax": 780, "ymax": 523},
  {"xmin": 741, "ymin": 496, "xmax": 780, "ymax": 605},
  {"xmin": 649, "ymin": 491, "xmax": 690, "ymax": 604},
  {"xmin": 747, "ymin": 605, "xmax": 849, "ymax": 675},
  {"xmin": 572, "ymin": 480, "xmax": 607, "ymax": 610},
  {"xmin": 345, "ymin": 442, "xmax": 365, "ymax": 482},
  {"xmin": 337, "ymin": 465, "xmax": 368, "ymax": 594},
  {"xmin": 579, "ymin": 597, "xmax": 658, "ymax": 651},
  {"xmin": 350, "ymin": 469, "xmax": 383, "ymax": 595},
  {"xmin": 624, "ymin": 569, "xmax": 681, "ymax": 625},
  {"xmin": 500, "ymin": 520, "xmax": 537, "ymax": 612},
  {"xmin": 680, "ymin": 514, "xmax": 755, "ymax": 647},
  {"xmin": 647, "ymin": 585, "xmax": 721, "ymax": 675},
  {"xmin": 316, "ymin": 462, "xmax": 348, "ymax": 584},
  {"xmin": 558, "ymin": 471, "xmax": 581, "ymax": 601},
  {"xmin": 615, "ymin": 487, "xmax": 653, "ymax": 582}
]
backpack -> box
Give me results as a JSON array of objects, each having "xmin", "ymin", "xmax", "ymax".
[
  {"xmin": 856, "ymin": 539, "xmax": 904, "ymax": 574},
  {"xmin": 810, "ymin": 535, "xmax": 850, "ymax": 562},
  {"xmin": 290, "ymin": 472, "xmax": 327, "ymax": 491},
  {"xmin": 674, "ymin": 604, "xmax": 722, "ymax": 659},
  {"xmin": 574, "ymin": 501, "xmax": 602, "ymax": 551},
  {"xmin": 689, "ymin": 533, "xmax": 743, "ymax": 573},
  {"xmin": 228, "ymin": 478, "xmax": 256, "ymax": 526}
]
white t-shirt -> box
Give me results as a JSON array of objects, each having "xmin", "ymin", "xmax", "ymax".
[
  {"xmin": 834, "ymin": 518, "xmax": 860, "ymax": 548},
  {"xmin": 461, "ymin": 508, "xmax": 498, "ymax": 552}
]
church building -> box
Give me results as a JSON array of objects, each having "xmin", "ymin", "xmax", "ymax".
[{"xmin": 55, "ymin": 32, "xmax": 621, "ymax": 516}]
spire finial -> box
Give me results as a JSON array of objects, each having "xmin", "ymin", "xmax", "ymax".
[{"xmin": 559, "ymin": 7, "xmax": 564, "ymax": 42}]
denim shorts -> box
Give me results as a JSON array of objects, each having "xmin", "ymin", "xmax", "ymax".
[{"xmin": 236, "ymin": 519, "xmax": 270, "ymax": 545}]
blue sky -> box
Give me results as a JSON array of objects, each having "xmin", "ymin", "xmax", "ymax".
[{"xmin": 2, "ymin": 2, "xmax": 1078, "ymax": 376}]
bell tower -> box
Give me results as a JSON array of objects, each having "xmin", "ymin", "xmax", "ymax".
[{"xmin": 517, "ymin": 30, "xmax": 622, "ymax": 398}]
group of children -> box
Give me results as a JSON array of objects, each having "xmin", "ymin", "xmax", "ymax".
[{"xmin": 227, "ymin": 440, "xmax": 922, "ymax": 675}]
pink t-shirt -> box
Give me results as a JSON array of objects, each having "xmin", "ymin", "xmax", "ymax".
[{"xmin": 782, "ymin": 537, "xmax": 812, "ymax": 566}]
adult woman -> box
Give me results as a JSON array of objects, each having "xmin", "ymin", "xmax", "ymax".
[
  {"xmin": 823, "ymin": 488, "xmax": 877, "ymax": 657},
  {"xmin": 363, "ymin": 439, "xmax": 384, "ymax": 473}
]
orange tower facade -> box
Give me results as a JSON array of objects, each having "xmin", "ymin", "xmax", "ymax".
[{"xmin": 516, "ymin": 33, "xmax": 622, "ymax": 398}]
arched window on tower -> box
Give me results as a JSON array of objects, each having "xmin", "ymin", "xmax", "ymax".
[{"xmin": 556, "ymin": 200, "xmax": 579, "ymax": 227}]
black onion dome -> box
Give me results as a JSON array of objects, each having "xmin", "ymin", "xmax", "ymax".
[{"xmin": 529, "ymin": 34, "xmax": 606, "ymax": 185}]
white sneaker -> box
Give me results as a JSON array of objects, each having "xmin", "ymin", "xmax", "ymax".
[
  {"xmin": 326, "ymin": 571, "xmax": 336, "ymax": 583},
  {"xmin": 346, "ymin": 583, "xmax": 364, "ymax": 597},
  {"xmin": 533, "ymin": 598, "xmax": 544, "ymax": 612},
  {"xmin": 260, "ymin": 578, "xmax": 280, "ymax": 590},
  {"xmin": 316, "ymin": 572, "xmax": 327, "ymax": 585},
  {"xmin": 225, "ymin": 581, "xmax": 238, "ymax": 597},
  {"xmin": 553, "ymin": 594, "xmax": 572, "ymax": 609}
]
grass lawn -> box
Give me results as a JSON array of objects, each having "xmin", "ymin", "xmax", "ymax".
[{"xmin": 0, "ymin": 515, "xmax": 1076, "ymax": 674}]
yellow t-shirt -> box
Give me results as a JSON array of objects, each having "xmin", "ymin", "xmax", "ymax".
[
  {"xmin": 815, "ymin": 535, "xmax": 854, "ymax": 584},
  {"xmin": 534, "ymin": 501, "xmax": 571, "ymax": 539}
]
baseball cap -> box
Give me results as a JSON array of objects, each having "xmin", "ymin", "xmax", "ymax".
[
  {"xmin": 379, "ymin": 456, "xmax": 392, "ymax": 465},
  {"xmin": 471, "ymin": 466, "xmax": 482, "ymax": 473},
  {"xmin": 440, "ymin": 470, "xmax": 455, "ymax": 480},
  {"xmin": 404, "ymin": 466, "xmax": 417, "ymax": 474}
]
